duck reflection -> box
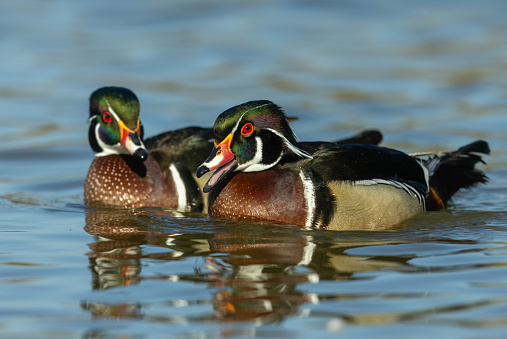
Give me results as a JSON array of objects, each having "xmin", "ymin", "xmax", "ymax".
[
  {"xmin": 85, "ymin": 208, "xmax": 154, "ymax": 291},
  {"xmin": 82, "ymin": 208, "xmax": 412, "ymax": 323},
  {"xmin": 206, "ymin": 232, "xmax": 319, "ymax": 321}
]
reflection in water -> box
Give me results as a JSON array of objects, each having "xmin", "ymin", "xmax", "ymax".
[
  {"xmin": 81, "ymin": 208, "xmax": 507, "ymax": 336},
  {"xmin": 84, "ymin": 209, "xmax": 200, "ymax": 289},
  {"xmin": 88, "ymin": 246, "xmax": 142, "ymax": 290},
  {"xmin": 81, "ymin": 208, "xmax": 416, "ymax": 325},
  {"xmin": 82, "ymin": 301, "xmax": 142, "ymax": 320},
  {"xmin": 206, "ymin": 232, "xmax": 319, "ymax": 322}
]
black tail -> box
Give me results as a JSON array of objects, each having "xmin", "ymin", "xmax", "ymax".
[{"xmin": 413, "ymin": 140, "xmax": 490, "ymax": 208}]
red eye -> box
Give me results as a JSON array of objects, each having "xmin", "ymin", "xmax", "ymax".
[
  {"xmin": 102, "ymin": 111, "xmax": 112, "ymax": 123},
  {"xmin": 241, "ymin": 123, "xmax": 254, "ymax": 136}
]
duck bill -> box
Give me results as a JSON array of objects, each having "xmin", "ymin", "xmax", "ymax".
[
  {"xmin": 196, "ymin": 133, "xmax": 238, "ymax": 193},
  {"xmin": 119, "ymin": 119, "xmax": 148, "ymax": 160}
]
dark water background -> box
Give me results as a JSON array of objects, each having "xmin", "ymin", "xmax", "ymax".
[{"xmin": 2, "ymin": 1, "xmax": 507, "ymax": 338}]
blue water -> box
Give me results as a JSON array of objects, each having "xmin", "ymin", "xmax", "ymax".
[{"xmin": 2, "ymin": 1, "xmax": 507, "ymax": 338}]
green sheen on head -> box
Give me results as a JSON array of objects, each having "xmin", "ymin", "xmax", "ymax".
[
  {"xmin": 213, "ymin": 100, "xmax": 298, "ymax": 145},
  {"xmin": 89, "ymin": 86, "xmax": 141, "ymax": 130}
]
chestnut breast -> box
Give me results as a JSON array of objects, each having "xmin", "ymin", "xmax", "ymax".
[{"xmin": 209, "ymin": 169, "xmax": 307, "ymax": 226}]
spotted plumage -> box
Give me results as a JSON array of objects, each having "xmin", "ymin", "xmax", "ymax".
[
  {"xmin": 85, "ymin": 154, "xmax": 175, "ymax": 208},
  {"xmin": 196, "ymin": 100, "xmax": 490, "ymax": 230}
]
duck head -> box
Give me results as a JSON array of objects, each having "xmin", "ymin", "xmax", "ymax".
[
  {"xmin": 196, "ymin": 100, "xmax": 311, "ymax": 193},
  {"xmin": 88, "ymin": 86, "xmax": 148, "ymax": 160}
]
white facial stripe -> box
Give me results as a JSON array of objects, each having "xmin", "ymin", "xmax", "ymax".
[
  {"xmin": 169, "ymin": 164, "xmax": 187, "ymax": 212},
  {"xmin": 236, "ymin": 136, "xmax": 262, "ymax": 169},
  {"xmin": 236, "ymin": 136, "xmax": 278, "ymax": 172},
  {"xmin": 229, "ymin": 104, "xmax": 311, "ymax": 172},
  {"xmin": 299, "ymin": 170, "xmax": 316, "ymax": 228},
  {"xmin": 230, "ymin": 112, "xmax": 247, "ymax": 136},
  {"xmin": 250, "ymin": 136, "xmax": 265, "ymax": 167},
  {"xmin": 96, "ymin": 97, "xmax": 146, "ymax": 156},
  {"xmin": 266, "ymin": 128, "xmax": 312, "ymax": 159},
  {"xmin": 230, "ymin": 103, "xmax": 271, "ymax": 136},
  {"xmin": 104, "ymin": 98, "xmax": 122, "ymax": 123},
  {"xmin": 238, "ymin": 162, "xmax": 278, "ymax": 172},
  {"xmin": 94, "ymin": 97, "xmax": 125, "ymax": 157},
  {"xmin": 94, "ymin": 122, "xmax": 128, "ymax": 157},
  {"xmin": 93, "ymin": 115, "xmax": 146, "ymax": 157}
]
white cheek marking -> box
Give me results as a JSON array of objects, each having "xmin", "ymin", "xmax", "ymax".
[
  {"xmin": 104, "ymin": 99, "xmax": 121, "ymax": 122},
  {"xmin": 230, "ymin": 103, "xmax": 271, "ymax": 135},
  {"xmin": 225, "ymin": 102, "xmax": 272, "ymax": 166},
  {"xmin": 93, "ymin": 98, "xmax": 134, "ymax": 157},
  {"xmin": 299, "ymin": 169, "xmax": 316, "ymax": 228},
  {"xmin": 94, "ymin": 123, "xmax": 129, "ymax": 157},
  {"xmin": 169, "ymin": 164, "xmax": 187, "ymax": 212},
  {"xmin": 237, "ymin": 136, "xmax": 274, "ymax": 172},
  {"xmin": 266, "ymin": 128, "xmax": 312, "ymax": 159}
]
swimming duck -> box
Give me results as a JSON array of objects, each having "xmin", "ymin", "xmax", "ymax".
[
  {"xmin": 84, "ymin": 87, "xmax": 382, "ymax": 211},
  {"xmin": 84, "ymin": 86, "xmax": 211, "ymax": 211},
  {"xmin": 196, "ymin": 100, "xmax": 490, "ymax": 230}
]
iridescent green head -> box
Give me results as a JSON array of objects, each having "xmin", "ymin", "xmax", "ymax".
[
  {"xmin": 196, "ymin": 100, "xmax": 311, "ymax": 192},
  {"xmin": 212, "ymin": 100, "xmax": 297, "ymax": 145},
  {"xmin": 88, "ymin": 86, "xmax": 147, "ymax": 160}
]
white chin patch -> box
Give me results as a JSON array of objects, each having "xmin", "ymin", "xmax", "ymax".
[
  {"xmin": 239, "ymin": 162, "xmax": 277, "ymax": 173},
  {"xmin": 236, "ymin": 136, "xmax": 278, "ymax": 172},
  {"xmin": 94, "ymin": 123, "xmax": 128, "ymax": 157}
]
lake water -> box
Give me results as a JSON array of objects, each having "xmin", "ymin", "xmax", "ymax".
[{"xmin": 2, "ymin": 0, "xmax": 507, "ymax": 338}]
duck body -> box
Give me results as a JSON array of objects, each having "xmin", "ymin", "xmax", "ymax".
[
  {"xmin": 208, "ymin": 144, "xmax": 427, "ymax": 230},
  {"xmin": 197, "ymin": 100, "xmax": 490, "ymax": 230},
  {"xmin": 144, "ymin": 126, "xmax": 215, "ymax": 211},
  {"xmin": 85, "ymin": 154, "xmax": 176, "ymax": 209},
  {"xmin": 210, "ymin": 170, "xmax": 424, "ymax": 230}
]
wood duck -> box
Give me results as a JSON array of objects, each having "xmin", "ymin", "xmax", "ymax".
[
  {"xmin": 196, "ymin": 100, "xmax": 490, "ymax": 230},
  {"xmin": 85, "ymin": 87, "xmax": 382, "ymax": 211},
  {"xmin": 84, "ymin": 86, "xmax": 212, "ymax": 211}
]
